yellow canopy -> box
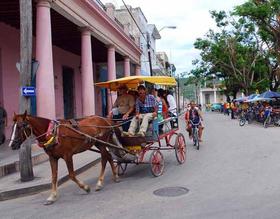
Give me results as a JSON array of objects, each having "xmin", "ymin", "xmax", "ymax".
[{"xmin": 95, "ymin": 76, "xmax": 177, "ymax": 91}]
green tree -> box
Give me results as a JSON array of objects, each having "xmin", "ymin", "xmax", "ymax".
[
  {"xmin": 234, "ymin": 0, "xmax": 280, "ymax": 90},
  {"xmin": 194, "ymin": 10, "xmax": 269, "ymax": 96}
]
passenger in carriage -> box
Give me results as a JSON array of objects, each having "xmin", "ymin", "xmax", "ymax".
[
  {"xmin": 128, "ymin": 90, "xmax": 139, "ymax": 101},
  {"xmin": 157, "ymin": 89, "xmax": 169, "ymax": 133},
  {"xmin": 123, "ymin": 85, "xmax": 158, "ymax": 137},
  {"xmin": 109, "ymin": 84, "xmax": 135, "ymax": 131}
]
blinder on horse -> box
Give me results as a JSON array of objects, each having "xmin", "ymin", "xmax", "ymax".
[{"xmin": 9, "ymin": 120, "xmax": 31, "ymax": 149}]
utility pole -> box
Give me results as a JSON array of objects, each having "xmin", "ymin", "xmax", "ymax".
[
  {"xmin": 146, "ymin": 32, "xmax": 153, "ymax": 76},
  {"xmin": 19, "ymin": 0, "xmax": 34, "ymax": 182}
]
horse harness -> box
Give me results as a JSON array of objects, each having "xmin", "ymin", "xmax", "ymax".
[{"xmin": 39, "ymin": 119, "xmax": 129, "ymax": 153}]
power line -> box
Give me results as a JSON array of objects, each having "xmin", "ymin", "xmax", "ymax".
[
  {"xmin": 121, "ymin": 0, "xmax": 148, "ymax": 43},
  {"xmin": 120, "ymin": 0, "xmax": 169, "ymax": 75}
]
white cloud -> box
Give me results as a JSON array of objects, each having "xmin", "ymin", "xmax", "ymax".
[{"xmin": 102, "ymin": 0, "xmax": 246, "ymax": 73}]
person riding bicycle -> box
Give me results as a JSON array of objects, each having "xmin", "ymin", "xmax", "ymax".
[{"xmin": 185, "ymin": 101, "xmax": 204, "ymax": 142}]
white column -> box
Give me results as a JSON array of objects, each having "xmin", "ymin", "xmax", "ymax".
[
  {"xmin": 200, "ymin": 90, "xmax": 203, "ymax": 106},
  {"xmin": 107, "ymin": 45, "xmax": 116, "ymax": 113},
  {"xmin": 81, "ymin": 28, "xmax": 95, "ymax": 116},
  {"xmin": 124, "ymin": 56, "xmax": 130, "ymax": 77},
  {"xmin": 214, "ymin": 89, "xmax": 217, "ymax": 103},
  {"xmin": 36, "ymin": 0, "xmax": 56, "ymax": 119}
]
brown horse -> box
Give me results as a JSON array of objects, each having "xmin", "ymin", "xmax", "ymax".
[{"xmin": 9, "ymin": 112, "xmax": 123, "ymax": 205}]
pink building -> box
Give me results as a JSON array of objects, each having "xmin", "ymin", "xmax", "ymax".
[{"xmin": 0, "ymin": 0, "xmax": 142, "ymax": 136}]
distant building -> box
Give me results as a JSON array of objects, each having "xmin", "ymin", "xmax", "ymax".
[
  {"xmin": 156, "ymin": 52, "xmax": 175, "ymax": 76},
  {"xmin": 114, "ymin": 5, "xmax": 163, "ymax": 75},
  {"xmin": 199, "ymin": 79, "xmax": 243, "ymax": 106}
]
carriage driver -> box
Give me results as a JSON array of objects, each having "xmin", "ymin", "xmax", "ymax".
[
  {"xmin": 109, "ymin": 84, "xmax": 135, "ymax": 131},
  {"xmin": 123, "ymin": 85, "xmax": 158, "ymax": 137}
]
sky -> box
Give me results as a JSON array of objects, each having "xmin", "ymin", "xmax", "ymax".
[{"xmin": 102, "ymin": 0, "xmax": 246, "ymax": 74}]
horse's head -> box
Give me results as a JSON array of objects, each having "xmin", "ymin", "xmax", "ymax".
[{"xmin": 9, "ymin": 111, "xmax": 32, "ymax": 150}]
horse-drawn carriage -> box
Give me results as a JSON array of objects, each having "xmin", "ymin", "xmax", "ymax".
[
  {"xmin": 9, "ymin": 76, "xmax": 186, "ymax": 205},
  {"xmin": 95, "ymin": 76, "xmax": 186, "ymax": 177}
]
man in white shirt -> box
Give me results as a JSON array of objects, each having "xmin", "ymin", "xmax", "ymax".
[
  {"xmin": 166, "ymin": 90, "xmax": 178, "ymax": 128},
  {"xmin": 166, "ymin": 90, "xmax": 177, "ymax": 116}
]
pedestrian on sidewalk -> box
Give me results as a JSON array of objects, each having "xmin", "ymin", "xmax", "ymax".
[
  {"xmin": 226, "ymin": 102, "xmax": 230, "ymax": 116},
  {"xmin": 230, "ymin": 102, "xmax": 236, "ymax": 119},
  {"xmin": 0, "ymin": 101, "xmax": 7, "ymax": 145}
]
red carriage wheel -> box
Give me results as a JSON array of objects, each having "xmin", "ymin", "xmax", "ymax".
[
  {"xmin": 175, "ymin": 133, "xmax": 186, "ymax": 164},
  {"xmin": 150, "ymin": 150, "xmax": 164, "ymax": 177},
  {"xmin": 117, "ymin": 163, "xmax": 128, "ymax": 176}
]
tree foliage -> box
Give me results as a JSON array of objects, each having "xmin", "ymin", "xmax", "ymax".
[
  {"xmin": 189, "ymin": 0, "xmax": 280, "ymax": 99},
  {"xmin": 234, "ymin": 0, "xmax": 280, "ymax": 91}
]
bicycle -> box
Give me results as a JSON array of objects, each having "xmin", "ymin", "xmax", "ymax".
[
  {"xmin": 239, "ymin": 109, "xmax": 254, "ymax": 126},
  {"xmin": 190, "ymin": 119, "xmax": 201, "ymax": 150},
  {"xmin": 263, "ymin": 110, "xmax": 280, "ymax": 128}
]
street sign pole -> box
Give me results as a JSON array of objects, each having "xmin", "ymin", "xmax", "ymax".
[{"xmin": 19, "ymin": 0, "xmax": 34, "ymax": 182}]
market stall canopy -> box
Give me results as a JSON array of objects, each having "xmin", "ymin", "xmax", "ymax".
[
  {"xmin": 245, "ymin": 96, "xmax": 272, "ymax": 102},
  {"xmin": 233, "ymin": 96, "xmax": 247, "ymax": 102},
  {"xmin": 259, "ymin": 91, "xmax": 280, "ymax": 98},
  {"xmin": 95, "ymin": 76, "xmax": 177, "ymax": 91},
  {"xmin": 247, "ymin": 94, "xmax": 258, "ymax": 100}
]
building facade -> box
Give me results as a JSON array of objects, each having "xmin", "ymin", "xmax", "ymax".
[
  {"xmin": 0, "ymin": 0, "xmax": 142, "ymax": 136},
  {"xmin": 155, "ymin": 52, "xmax": 175, "ymax": 76},
  {"xmin": 114, "ymin": 4, "xmax": 163, "ymax": 76}
]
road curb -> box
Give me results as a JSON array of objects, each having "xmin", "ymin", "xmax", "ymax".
[
  {"xmin": 0, "ymin": 157, "xmax": 101, "ymax": 201},
  {"xmin": 0, "ymin": 152, "xmax": 48, "ymax": 177}
]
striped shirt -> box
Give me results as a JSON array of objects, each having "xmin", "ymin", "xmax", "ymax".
[{"xmin": 136, "ymin": 94, "xmax": 157, "ymax": 114}]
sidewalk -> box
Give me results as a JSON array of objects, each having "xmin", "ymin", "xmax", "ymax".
[{"xmin": 0, "ymin": 141, "xmax": 101, "ymax": 201}]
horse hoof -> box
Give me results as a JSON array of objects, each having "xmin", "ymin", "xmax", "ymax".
[
  {"xmin": 84, "ymin": 185, "xmax": 91, "ymax": 194},
  {"xmin": 114, "ymin": 177, "xmax": 120, "ymax": 183},
  {"xmin": 44, "ymin": 200, "xmax": 55, "ymax": 205},
  {"xmin": 95, "ymin": 185, "xmax": 103, "ymax": 191}
]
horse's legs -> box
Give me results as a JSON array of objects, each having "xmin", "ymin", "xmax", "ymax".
[
  {"xmin": 64, "ymin": 155, "xmax": 91, "ymax": 193},
  {"xmin": 107, "ymin": 152, "xmax": 120, "ymax": 183},
  {"xmin": 45, "ymin": 157, "xmax": 58, "ymax": 205},
  {"xmin": 95, "ymin": 148, "xmax": 108, "ymax": 191}
]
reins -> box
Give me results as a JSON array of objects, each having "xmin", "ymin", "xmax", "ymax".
[
  {"xmin": 20, "ymin": 116, "xmax": 133, "ymax": 154},
  {"xmin": 57, "ymin": 123, "xmax": 132, "ymax": 154}
]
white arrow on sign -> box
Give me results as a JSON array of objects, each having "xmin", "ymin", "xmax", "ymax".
[{"xmin": 23, "ymin": 88, "xmax": 35, "ymax": 94}]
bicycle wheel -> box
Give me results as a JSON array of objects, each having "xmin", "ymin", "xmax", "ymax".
[
  {"xmin": 196, "ymin": 129, "xmax": 200, "ymax": 150},
  {"xmin": 246, "ymin": 112, "xmax": 252, "ymax": 124},
  {"xmin": 193, "ymin": 128, "xmax": 199, "ymax": 150},
  {"xmin": 239, "ymin": 118, "xmax": 246, "ymax": 126},
  {"xmin": 192, "ymin": 128, "xmax": 197, "ymax": 146},
  {"xmin": 273, "ymin": 116, "xmax": 280, "ymax": 126}
]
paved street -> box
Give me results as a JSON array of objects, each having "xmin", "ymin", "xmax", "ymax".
[{"xmin": 1, "ymin": 112, "xmax": 280, "ymax": 219}]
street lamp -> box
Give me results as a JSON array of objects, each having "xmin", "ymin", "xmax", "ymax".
[{"xmin": 158, "ymin": 26, "xmax": 177, "ymax": 32}]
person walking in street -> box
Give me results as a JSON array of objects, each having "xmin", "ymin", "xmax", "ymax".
[
  {"xmin": 226, "ymin": 102, "xmax": 230, "ymax": 116},
  {"xmin": 0, "ymin": 101, "xmax": 7, "ymax": 145}
]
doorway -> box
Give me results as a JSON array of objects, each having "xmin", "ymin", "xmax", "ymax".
[{"xmin": 62, "ymin": 67, "xmax": 75, "ymax": 119}]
